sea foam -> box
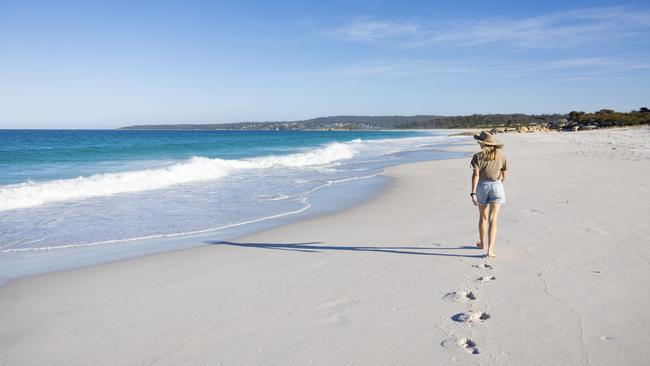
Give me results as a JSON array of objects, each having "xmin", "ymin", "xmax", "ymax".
[{"xmin": 0, "ymin": 142, "xmax": 358, "ymax": 211}]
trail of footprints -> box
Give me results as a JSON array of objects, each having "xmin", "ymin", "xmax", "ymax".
[
  {"xmin": 477, "ymin": 275, "xmax": 496, "ymax": 283},
  {"xmin": 440, "ymin": 262, "xmax": 495, "ymax": 356},
  {"xmin": 471, "ymin": 263, "xmax": 494, "ymax": 270}
]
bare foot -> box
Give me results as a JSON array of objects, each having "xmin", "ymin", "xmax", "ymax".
[
  {"xmin": 486, "ymin": 252, "xmax": 496, "ymax": 258},
  {"xmin": 476, "ymin": 241, "xmax": 484, "ymax": 249}
]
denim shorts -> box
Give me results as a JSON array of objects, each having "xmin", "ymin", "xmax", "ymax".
[{"xmin": 476, "ymin": 180, "xmax": 506, "ymax": 205}]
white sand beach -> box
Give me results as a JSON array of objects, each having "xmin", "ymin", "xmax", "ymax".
[{"xmin": 1, "ymin": 127, "xmax": 649, "ymax": 365}]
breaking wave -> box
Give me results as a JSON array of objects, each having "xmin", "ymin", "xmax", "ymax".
[{"xmin": 0, "ymin": 142, "xmax": 358, "ymax": 211}]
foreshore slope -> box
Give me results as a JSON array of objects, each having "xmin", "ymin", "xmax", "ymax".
[{"xmin": 0, "ymin": 127, "xmax": 648, "ymax": 365}]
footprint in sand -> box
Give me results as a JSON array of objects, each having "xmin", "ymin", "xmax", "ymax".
[
  {"xmin": 442, "ymin": 291, "xmax": 476, "ymax": 302},
  {"xmin": 472, "ymin": 263, "xmax": 494, "ymax": 270},
  {"xmin": 441, "ymin": 337, "xmax": 480, "ymax": 355},
  {"xmin": 452, "ymin": 311, "xmax": 490, "ymax": 323},
  {"xmin": 477, "ymin": 276, "xmax": 496, "ymax": 283}
]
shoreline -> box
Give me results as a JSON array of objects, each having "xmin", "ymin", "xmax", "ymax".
[
  {"xmin": 0, "ymin": 137, "xmax": 471, "ymax": 285},
  {"xmin": 1, "ymin": 127, "xmax": 648, "ymax": 365},
  {"xmin": 0, "ymin": 171, "xmax": 391, "ymax": 286}
]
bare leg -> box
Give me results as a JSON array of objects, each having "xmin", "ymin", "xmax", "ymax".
[
  {"xmin": 487, "ymin": 203, "xmax": 501, "ymax": 257},
  {"xmin": 477, "ymin": 205, "xmax": 488, "ymax": 250}
]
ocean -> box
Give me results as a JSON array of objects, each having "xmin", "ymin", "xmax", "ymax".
[{"xmin": 0, "ymin": 129, "xmax": 468, "ymax": 281}]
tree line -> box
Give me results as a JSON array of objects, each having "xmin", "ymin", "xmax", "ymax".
[
  {"xmin": 120, "ymin": 108, "xmax": 649, "ymax": 131},
  {"xmin": 567, "ymin": 108, "xmax": 650, "ymax": 128},
  {"xmin": 394, "ymin": 114, "xmax": 566, "ymax": 129}
]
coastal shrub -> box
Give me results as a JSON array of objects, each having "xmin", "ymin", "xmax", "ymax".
[{"xmin": 567, "ymin": 108, "xmax": 650, "ymax": 128}]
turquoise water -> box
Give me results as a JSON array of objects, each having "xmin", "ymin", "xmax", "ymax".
[
  {"xmin": 0, "ymin": 129, "xmax": 424, "ymax": 185},
  {"xmin": 0, "ymin": 129, "xmax": 466, "ymax": 280}
]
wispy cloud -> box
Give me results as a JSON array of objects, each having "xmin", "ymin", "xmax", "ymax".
[
  {"xmin": 329, "ymin": 18, "xmax": 421, "ymax": 42},
  {"xmin": 336, "ymin": 59, "xmax": 477, "ymax": 77},
  {"xmin": 328, "ymin": 7, "xmax": 650, "ymax": 48},
  {"xmin": 545, "ymin": 57, "xmax": 650, "ymax": 70},
  {"xmin": 331, "ymin": 57, "xmax": 650, "ymax": 80}
]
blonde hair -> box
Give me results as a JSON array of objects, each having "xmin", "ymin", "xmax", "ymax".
[{"xmin": 480, "ymin": 144, "xmax": 501, "ymax": 161}]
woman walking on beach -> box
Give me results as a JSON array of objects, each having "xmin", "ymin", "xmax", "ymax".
[{"xmin": 470, "ymin": 131, "xmax": 507, "ymax": 258}]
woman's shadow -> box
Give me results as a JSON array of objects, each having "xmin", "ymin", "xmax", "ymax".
[{"xmin": 206, "ymin": 240, "xmax": 484, "ymax": 258}]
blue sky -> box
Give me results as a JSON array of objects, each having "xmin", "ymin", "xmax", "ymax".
[{"xmin": 1, "ymin": 0, "xmax": 649, "ymax": 128}]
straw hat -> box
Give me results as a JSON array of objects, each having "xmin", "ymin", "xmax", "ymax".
[{"xmin": 474, "ymin": 130, "xmax": 503, "ymax": 147}]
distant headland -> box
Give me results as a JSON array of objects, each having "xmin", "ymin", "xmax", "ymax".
[{"xmin": 120, "ymin": 108, "xmax": 649, "ymax": 132}]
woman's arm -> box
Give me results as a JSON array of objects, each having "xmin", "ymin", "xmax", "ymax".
[
  {"xmin": 471, "ymin": 168, "xmax": 479, "ymax": 206},
  {"xmin": 500, "ymin": 170, "xmax": 508, "ymax": 183}
]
